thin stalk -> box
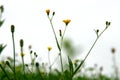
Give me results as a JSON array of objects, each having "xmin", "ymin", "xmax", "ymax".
[
  {"xmin": 25, "ymin": 65, "xmax": 33, "ymax": 74},
  {"xmin": 48, "ymin": 16, "xmax": 61, "ymax": 51},
  {"xmin": 30, "ymin": 53, "xmax": 34, "ymax": 72},
  {"xmin": 48, "ymin": 51, "xmax": 51, "ymax": 72},
  {"xmin": 21, "ymin": 47, "xmax": 26, "ymax": 76},
  {"xmin": 0, "ymin": 64, "xmax": 11, "ymax": 80},
  {"xmin": 60, "ymin": 25, "xmax": 67, "ymax": 49},
  {"xmin": 20, "ymin": 39, "xmax": 26, "ymax": 79},
  {"xmin": 22, "ymin": 56, "xmax": 25, "ymax": 75},
  {"xmin": 47, "ymin": 16, "xmax": 63, "ymax": 72},
  {"xmin": 72, "ymin": 27, "xmax": 108, "ymax": 78},
  {"xmin": 50, "ymin": 54, "xmax": 59, "ymax": 67},
  {"xmin": 59, "ymin": 51, "xmax": 63, "ymax": 72},
  {"xmin": 11, "ymin": 33, "xmax": 16, "ymax": 80},
  {"xmin": 59, "ymin": 25, "xmax": 68, "ymax": 72},
  {"xmin": 36, "ymin": 66, "xmax": 44, "ymax": 80},
  {"xmin": 112, "ymin": 53, "xmax": 119, "ymax": 80}
]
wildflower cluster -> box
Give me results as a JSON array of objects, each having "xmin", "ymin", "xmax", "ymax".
[{"xmin": 0, "ymin": 7, "xmax": 113, "ymax": 80}]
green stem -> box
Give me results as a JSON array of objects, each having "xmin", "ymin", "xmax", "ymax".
[
  {"xmin": 59, "ymin": 25, "xmax": 68, "ymax": 72},
  {"xmin": 47, "ymin": 16, "xmax": 63, "ymax": 72},
  {"xmin": 59, "ymin": 51, "xmax": 63, "ymax": 72},
  {"xmin": 48, "ymin": 16, "xmax": 61, "ymax": 51},
  {"xmin": 51, "ymin": 54, "xmax": 59, "ymax": 67},
  {"xmin": 0, "ymin": 64, "xmax": 11, "ymax": 80},
  {"xmin": 21, "ymin": 47, "xmax": 25, "ymax": 76},
  {"xmin": 60, "ymin": 25, "xmax": 67, "ymax": 49},
  {"xmin": 30, "ymin": 53, "xmax": 34, "ymax": 72},
  {"xmin": 48, "ymin": 51, "xmax": 51, "ymax": 72},
  {"xmin": 36, "ymin": 66, "xmax": 44, "ymax": 80},
  {"xmin": 12, "ymin": 33, "xmax": 16, "ymax": 80},
  {"xmin": 72, "ymin": 27, "xmax": 108, "ymax": 78},
  {"xmin": 22, "ymin": 57, "xmax": 25, "ymax": 74}
]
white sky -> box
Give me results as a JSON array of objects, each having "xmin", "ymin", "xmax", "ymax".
[{"xmin": 0, "ymin": 0, "xmax": 120, "ymax": 75}]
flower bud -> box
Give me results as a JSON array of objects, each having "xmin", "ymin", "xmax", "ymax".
[
  {"xmin": 52, "ymin": 12, "xmax": 55, "ymax": 16},
  {"xmin": 36, "ymin": 62, "xmax": 39, "ymax": 67},
  {"xmin": 59, "ymin": 29, "xmax": 62, "ymax": 37},
  {"xmin": 34, "ymin": 52, "xmax": 37, "ymax": 57},
  {"xmin": 11, "ymin": 25, "xmax": 15, "ymax": 33},
  {"xmin": 30, "ymin": 50, "xmax": 33, "ymax": 54},
  {"xmin": 96, "ymin": 29, "xmax": 99, "ymax": 33},
  {"xmin": 111, "ymin": 47, "xmax": 116, "ymax": 54},
  {"xmin": 106, "ymin": 21, "xmax": 109, "ymax": 25},
  {"xmin": 106, "ymin": 21, "xmax": 111, "ymax": 28},
  {"xmin": 20, "ymin": 39, "xmax": 24, "ymax": 47},
  {"xmin": 108, "ymin": 22, "xmax": 111, "ymax": 26}
]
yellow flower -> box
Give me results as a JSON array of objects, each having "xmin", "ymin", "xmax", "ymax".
[
  {"xmin": 47, "ymin": 46, "xmax": 52, "ymax": 51},
  {"xmin": 46, "ymin": 9, "xmax": 50, "ymax": 15},
  {"xmin": 20, "ymin": 52, "xmax": 25, "ymax": 57},
  {"xmin": 63, "ymin": 19, "xmax": 71, "ymax": 26}
]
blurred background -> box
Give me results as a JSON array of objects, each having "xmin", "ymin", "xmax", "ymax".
[{"xmin": 0, "ymin": 0, "xmax": 120, "ymax": 76}]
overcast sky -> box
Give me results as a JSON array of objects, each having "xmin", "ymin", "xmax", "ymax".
[{"xmin": 0, "ymin": 0, "xmax": 120, "ymax": 75}]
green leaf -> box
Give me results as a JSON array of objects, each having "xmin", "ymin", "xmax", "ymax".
[
  {"xmin": 0, "ymin": 44, "xmax": 7, "ymax": 55},
  {"xmin": 0, "ymin": 5, "xmax": 4, "ymax": 13},
  {"xmin": 68, "ymin": 56, "xmax": 74, "ymax": 75},
  {"xmin": 0, "ymin": 20, "xmax": 5, "ymax": 27}
]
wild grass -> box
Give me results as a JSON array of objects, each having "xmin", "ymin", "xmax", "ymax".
[{"xmin": 0, "ymin": 6, "xmax": 119, "ymax": 80}]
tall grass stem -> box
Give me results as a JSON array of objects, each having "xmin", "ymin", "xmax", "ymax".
[
  {"xmin": 12, "ymin": 33, "xmax": 16, "ymax": 80},
  {"xmin": 72, "ymin": 27, "xmax": 109, "ymax": 78}
]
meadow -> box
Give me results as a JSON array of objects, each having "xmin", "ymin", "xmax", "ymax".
[{"xmin": 0, "ymin": 5, "xmax": 119, "ymax": 80}]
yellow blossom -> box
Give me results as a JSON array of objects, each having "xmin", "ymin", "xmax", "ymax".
[
  {"xmin": 63, "ymin": 19, "xmax": 71, "ymax": 26},
  {"xmin": 20, "ymin": 52, "xmax": 25, "ymax": 57},
  {"xmin": 47, "ymin": 46, "xmax": 52, "ymax": 51},
  {"xmin": 46, "ymin": 9, "xmax": 50, "ymax": 15}
]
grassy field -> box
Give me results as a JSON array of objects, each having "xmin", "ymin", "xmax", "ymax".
[{"xmin": 0, "ymin": 6, "xmax": 119, "ymax": 80}]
